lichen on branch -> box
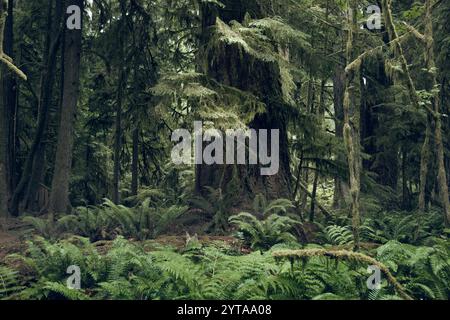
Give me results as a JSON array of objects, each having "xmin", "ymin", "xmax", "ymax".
[{"xmin": 273, "ymin": 248, "xmax": 414, "ymax": 300}]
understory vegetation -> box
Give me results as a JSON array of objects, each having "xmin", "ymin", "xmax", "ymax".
[
  {"xmin": 1, "ymin": 194, "xmax": 449, "ymax": 300},
  {"xmin": 1, "ymin": 232, "xmax": 448, "ymax": 300}
]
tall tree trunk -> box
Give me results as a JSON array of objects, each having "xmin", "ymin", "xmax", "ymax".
[
  {"xmin": 113, "ymin": 1, "xmax": 127, "ymax": 204},
  {"xmin": 381, "ymin": 0, "xmax": 433, "ymax": 212},
  {"xmin": 10, "ymin": 0, "xmax": 63, "ymax": 215},
  {"xmin": 0, "ymin": 64, "xmax": 7, "ymax": 218},
  {"xmin": 49, "ymin": 0, "xmax": 83, "ymax": 216},
  {"xmin": 401, "ymin": 148, "xmax": 411, "ymax": 210},
  {"xmin": 131, "ymin": 127, "xmax": 139, "ymax": 196},
  {"xmin": 4, "ymin": 0, "xmax": 15, "ymax": 195},
  {"xmin": 332, "ymin": 66, "xmax": 348, "ymax": 209},
  {"xmin": 343, "ymin": 0, "xmax": 362, "ymax": 250},
  {"xmin": 309, "ymin": 168, "xmax": 319, "ymax": 222},
  {"xmin": 0, "ymin": 0, "xmax": 10, "ymax": 217},
  {"xmin": 419, "ymin": 120, "xmax": 432, "ymax": 211},
  {"xmin": 423, "ymin": 0, "xmax": 450, "ymax": 225},
  {"xmin": 113, "ymin": 73, "xmax": 124, "ymax": 204},
  {"xmin": 0, "ymin": 0, "xmax": 23, "ymax": 219}
]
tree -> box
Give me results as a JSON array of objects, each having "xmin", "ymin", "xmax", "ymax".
[
  {"xmin": 0, "ymin": 0, "xmax": 10, "ymax": 218},
  {"xmin": 1, "ymin": 0, "xmax": 26, "ymax": 218},
  {"xmin": 422, "ymin": 0, "xmax": 450, "ymax": 225},
  {"xmin": 10, "ymin": 0, "xmax": 64, "ymax": 215},
  {"xmin": 196, "ymin": 0, "xmax": 293, "ymax": 207},
  {"xmin": 382, "ymin": 0, "xmax": 450, "ymax": 224},
  {"xmin": 49, "ymin": 0, "xmax": 83, "ymax": 216},
  {"xmin": 112, "ymin": 0, "xmax": 129, "ymax": 205},
  {"xmin": 342, "ymin": 0, "xmax": 362, "ymax": 250}
]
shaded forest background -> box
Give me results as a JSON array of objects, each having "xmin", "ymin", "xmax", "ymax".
[{"xmin": 0, "ymin": 0, "xmax": 449, "ymax": 300}]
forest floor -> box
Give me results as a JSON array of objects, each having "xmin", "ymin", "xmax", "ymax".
[
  {"xmin": 0, "ymin": 218, "xmax": 379, "ymax": 262},
  {"xmin": 0, "ymin": 219, "xmax": 25, "ymax": 261},
  {"xmin": 0, "ymin": 217, "xmax": 241, "ymax": 261}
]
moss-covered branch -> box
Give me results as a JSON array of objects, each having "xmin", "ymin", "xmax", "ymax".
[
  {"xmin": 273, "ymin": 249, "xmax": 414, "ymax": 300},
  {"xmin": 0, "ymin": 0, "xmax": 27, "ymax": 81}
]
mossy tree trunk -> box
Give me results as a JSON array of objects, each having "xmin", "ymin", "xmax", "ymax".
[
  {"xmin": 382, "ymin": 0, "xmax": 450, "ymax": 224},
  {"xmin": 381, "ymin": 0, "xmax": 433, "ymax": 212},
  {"xmin": 423, "ymin": 0, "xmax": 450, "ymax": 225},
  {"xmin": 197, "ymin": 0, "xmax": 292, "ymax": 208},
  {"xmin": 332, "ymin": 65, "xmax": 349, "ymax": 209},
  {"xmin": 343, "ymin": 0, "xmax": 362, "ymax": 250}
]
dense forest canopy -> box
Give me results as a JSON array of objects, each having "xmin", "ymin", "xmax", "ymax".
[{"xmin": 0, "ymin": 0, "xmax": 449, "ymax": 301}]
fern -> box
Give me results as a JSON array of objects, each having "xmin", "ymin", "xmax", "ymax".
[
  {"xmin": 22, "ymin": 216, "xmax": 55, "ymax": 239},
  {"xmin": 43, "ymin": 282, "xmax": 90, "ymax": 300},
  {"xmin": 0, "ymin": 265, "xmax": 24, "ymax": 299},
  {"xmin": 229, "ymin": 214, "xmax": 299, "ymax": 251},
  {"xmin": 322, "ymin": 225, "xmax": 354, "ymax": 246},
  {"xmin": 3, "ymin": 233, "xmax": 448, "ymax": 300}
]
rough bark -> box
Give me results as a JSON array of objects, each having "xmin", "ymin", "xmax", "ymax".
[
  {"xmin": 332, "ymin": 66, "xmax": 349, "ymax": 209},
  {"xmin": 131, "ymin": 127, "xmax": 139, "ymax": 196},
  {"xmin": 49, "ymin": 0, "xmax": 83, "ymax": 216}
]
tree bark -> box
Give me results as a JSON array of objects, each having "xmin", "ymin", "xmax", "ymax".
[
  {"xmin": 0, "ymin": 0, "xmax": 9, "ymax": 217},
  {"xmin": 113, "ymin": 1, "xmax": 128, "ymax": 204},
  {"xmin": 113, "ymin": 74, "xmax": 124, "ymax": 204},
  {"xmin": 332, "ymin": 66, "xmax": 348, "ymax": 209},
  {"xmin": 0, "ymin": 64, "xmax": 7, "ymax": 218},
  {"xmin": 131, "ymin": 127, "xmax": 139, "ymax": 196},
  {"xmin": 309, "ymin": 169, "xmax": 319, "ymax": 222},
  {"xmin": 4, "ymin": 0, "xmax": 16, "ymax": 194},
  {"xmin": 49, "ymin": 0, "xmax": 83, "ymax": 216}
]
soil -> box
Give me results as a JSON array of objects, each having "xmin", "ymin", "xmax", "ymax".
[
  {"xmin": 0, "ymin": 218, "xmax": 34, "ymax": 262},
  {"xmin": 0, "ymin": 229, "xmax": 23, "ymax": 261}
]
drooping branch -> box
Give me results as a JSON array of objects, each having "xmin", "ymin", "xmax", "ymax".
[
  {"xmin": 273, "ymin": 249, "xmax": 414, "ymax": 300},
  {"xmin": 401, "ymin": 22, "xmax": 425, "ymax": 43}
]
